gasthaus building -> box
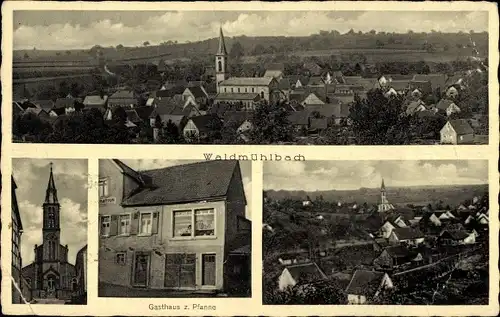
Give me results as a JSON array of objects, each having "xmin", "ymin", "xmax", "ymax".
[{"xmin": 98, "ymin": 159, "xmax": 251, "ymax": 296}]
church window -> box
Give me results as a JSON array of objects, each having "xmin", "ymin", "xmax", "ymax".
[
  {"xmin": 119, "ymin": 214, "xmax": 131, "ymax": 235},
  {"xmin": 139, "ymin": 213, "xmax": 152, "ymax": 235},
  {"xmin": 245, "ymin": 88, "xmax": 247, "ymax": 92},
  {"xmin": 48, "ymin": 209, "xmax": 55, "ymax": 228},
  {"xmin": 238, "ymin": 88, "xmax": 240, "ymax": 93},
  {"xmin": 252, "ymin": 88, "xmax": 255, "ymax": 93},
  {"xmin": 260, "ymin": 91, "xmax": 265, "ymax": 99},
  {"xmin": 218, "ymin": 61, "xmax": 222, "ymax": 72},
  {"xmin": 48, "ymin": 240, "xmax": 56, "ymax": 259},
  {"xmin": 99, "ymin": 178, "xmax": 108, "ymax": 198},
  {"xmin": 116, "ymin": 252, "xmax": 126, "ymax": 265},
  {"xmin": 231, "ymin": 88, "xmax": 234, "ymax": 93},
  {"xmin": 101, "ymin": 216, "xmax": 111, "ymax": 236}
]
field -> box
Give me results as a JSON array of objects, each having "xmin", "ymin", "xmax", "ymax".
[{"xmin": 265, "ymin": 184, "xmax": 488, "ymax": 207}]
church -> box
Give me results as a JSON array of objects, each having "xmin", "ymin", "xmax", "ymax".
[
  {"xmin": 21, "ymin": 163, "xmax": 78, "ymax": 303},
  {"xmin": 213, "ymin": 27, "xmax": 281, "ymax": 110},
  {"xmin": 378, "ymin": 178, "xmax": 395, "ymax": 212}
]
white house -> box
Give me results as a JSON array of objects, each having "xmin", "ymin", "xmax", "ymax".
[
  {"xmin": 278, "ymin": 262, "xmax": 327, "ymax": 291},
  {"xmin": 346, "ymin": 270, "xmax": 393, "ymax": 304},
  {"xmin": 388, "ymin": 227, "xmax": 425, "ymax": 246}
]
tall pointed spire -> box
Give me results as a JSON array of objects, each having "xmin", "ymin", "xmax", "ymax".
[
  {"xmin": 217, "ymin": 26, "xmax": 228, "ymax": 56},
  {"xmin": 381, "ymin": 178, "xmax": 386, "ymax": 191},
  {"xmin": 45, "ymin": 162, "xmax": 59, "ymax": 204}
]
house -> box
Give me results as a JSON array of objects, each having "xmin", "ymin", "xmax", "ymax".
[
  {"xmin": 346, "ymin": 270, "xmax": 393, "ymax": 304},
  {"xmin": 287, "ymin": 111, "xmax": 310, "ymax": 132},
  {"xmin": 108, "ymin": 90, "xmax": 137, "ymax": 109},
  {"xmin": 23, "ymin": 107, "xmax": 50, "ymax": 120},
  {"xmin": 182, "ymin": 86, "xmax": 208, "ymax": 107},
  {"xmin": 55, "ymin": 98, "xmax": 79, "ymax": 115},
  {"xmin": 83, "ymin": 95, "xmax": 108, "ymax": 111},
  {"xmin": 436, "ymin": 99, "xmax": 461, "ymax": 116},
  {"xmin": 412, "ymin": 74, "xmax": 447, "ymax": 91},
  {"xmin": 302, "ymin": 200, "xmax": 313, "ymax": 207},
  {"xmin": 263, "ymin": 63, "xmax": 284, "ymax": 81},
  {"xmin": 32, "ymin": 100, "xmax": 57, "ymax": 116},
  {"xmin": 278, "ymin": 78, "xmax": 292, "ymax": 100},
  {"xmin": 11, "ymin": 176, "xmax": 24, "ymax": 304},
  {"xmin": 303, "ymin": 62, "xmax": 323, "ymax": 76},
  {"xmin": 373, "ymin": 246, "xmax": 423, "ymax": 270},
  {"xmin": 445, "ymin": 85, "xmax": 460, "ymax": 99},
  {"xmin": 476, "ymin": 213, "xmax": 489, "ymax": 225},
  {"xmin": 440, "ymin": 119, "xmax": 474, "ymax": 145},
  {"xmin": 380, "ymin": 216, "xmax": 407, "ymax": 239},
  {"xmin": 73, "ymin": 245, "xmax": 87, "ymax": 304},
  {"xmin": 98, "ymin": 159, "xmax": 250, "ymax": 294},
  {"xmin": 405, "ymin": 100, "xmax": 427, "ymax": 116},
  {"xmin": 301, "ymin": 92, "xmax": 328, "ymax": 105},
  {"xmin": 217, "ymin": 77, "xmax": 280, "ymax": 104},
  {"xmin": 388, "ymin": 227, "xmax": 425, "ymax": 246},
  {"xmin": 223, "ymin": 111, "xmax": 254, "ymax": 136},
  {"xmin": 409, "ymin": 80, "xmax": 433, "ymax": 97},
  {"xmin": 278, "ymin": 253, "xmax": 310, "ymax": 266},
  {"xmin": 183, "ymin": 114, "xmax": 222, "ymax": 140},
  {"xmin": 278, "ymin": 262, "xmax": 327, "ymax": 291},
  {"xmin": 437, "ymin": 210, "xmax": 456, "ymax": 220},
  {"xmin": 439, "ymin": 230, "xmax": 476, "ymax": 245}
]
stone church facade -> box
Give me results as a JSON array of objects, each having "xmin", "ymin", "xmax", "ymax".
[{"xmin": 21, "ymin": 163, "xmax": 78, "ymax": 302}]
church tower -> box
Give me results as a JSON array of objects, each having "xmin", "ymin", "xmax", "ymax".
[
  {"xmin": 42, "ymin": 162, "xmax": 61, "ymax": 261},
  {"xmin": 215, "ymin": 26, "xmax": 228, "ymax": 91},
  {"xmin": 377, "ymin": 178, "xmax": 395, "ymax": 212}
]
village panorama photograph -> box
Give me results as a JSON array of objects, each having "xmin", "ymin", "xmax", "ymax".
[
  {"xmin": 98, "ymin": 159, "xmax": 252, "ymax": 297},
  {"xmin": 12, "ymin": 10, "xmax": 489, "ymax": 145},
  {"xmin": 262, "ymin": 160, "xmax": 489, "ymax": 305}
]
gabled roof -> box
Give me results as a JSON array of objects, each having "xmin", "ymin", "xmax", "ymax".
[
  {"xmin": 54, "ymin": 98, "xmax": 76, "ymax": 109},
  {"xmin": 83, "ymin": 95, "xmax": 108, "ymax": 107},
  {"xmin": 184, "ymin": 86, "xmax": 207, "ymax": 99},
  {"xmin": 285, "ymin": 262, "xmax": 327, "ymax": 285},
  {"xmin": 391, "ymin": 227, "xmax": 424, "ymax": 240},
  {"xmin": 188, "ymin": 114, "xmax": 222, "ymax": 133},
  {"xmin": 388, "ymin": 80, "xmax": 410, "ymax": 91},
  {"xmin": 265, "ymin": 63, "xmax": 285, "ymax": 72},
  {"xmin": 112, "ymin": 159, "xmax": 146, "ymax": 186},
  {"xmin": 447, "ymin": 119, "xmax": 474, "ymax": 135},
  {"xmin": 32, "ymin": 100, "xmax": 55, "ymax": 111},
  {"xmin": 278, "ymin": 78, "xmax": 291, "ymax": 90},
  {"xmin": 121, "ymin": 160, "xmax": 241, "ymax": 206},
  {"xmin": 345, "ymin": 270, "xmax": 387, "ymax": 297},
  {"xmin": 125, "ymin": 109, "xmax": 142, "ymax": 123},
  {"xmin": 220, "ymin": 77, "xmax": 275, "ymax": 87},
  {"xmin": 436, "ymin": 99, "xmax": 456, "ymax": 111},
  {"xmin": 406, "ymin": 100, "xmax": 427, "ymax": 115},
  {"xmin": 134, "ymin": 106, "xmax": 155, "ymax": 121},
  {"xmin": 223, "ymin": 111, "xmax": 253, "ymax": 126},
  {"xmin": 263, "ymin": 70, "xmax": 283, "ymax": 78},
  {"xmin": 440, "ymin": 229, "xmax": 470, "ymax": 240},
  {"xmin": 109, "ymin": 90, "xmax": 135, "ymax": 100},
  {"xmin": 412, "ymin": 74, "xmax": 447, "ymax": 90}
]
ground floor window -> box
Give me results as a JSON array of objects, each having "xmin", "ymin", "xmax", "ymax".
[{"xmin": 164, "ymin": 253, "xmax": 196, "ymax": 288}]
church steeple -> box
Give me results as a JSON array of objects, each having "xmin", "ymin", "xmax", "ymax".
[
  {"xmin": 45, "ymin": 162, "xmax": 59, "ymax": 204},
  {"xmin": 378, "ymin": 178, "xmax": 394, "ymax": 213},
  {"xmin": 217, "ymin": 26, "xmax": 228, "ymax": 56},
  {"xmin": 215, "ymin": 26, "xmax": 228, "ymax": 91}
]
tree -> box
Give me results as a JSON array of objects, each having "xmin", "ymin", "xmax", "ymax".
[
  {"xmin": 116, "ymin": 44, "xmax": 124, "ymax": 50},
  {"xmin": 162, "ymin": 120, "xmax": 181, "ymax": 144},
  {"xmin": 376, "ymin": 39, "xmax": 385, "ymax": 48},
  {"xmin": 250, "ymin": 101, "xmax": 293, "ymax": 144},
  {"xmin": 66, "ymin": 50, "xmax": 71, "ymax": 55},
  {"xmin": 23, "ymin": 53, "xmax": 29, "ymax": 59},
  {"xmin": 252, "ymin": 44, "xmax": 266, "ymax": 56},
  {"xmin": 143, "ymin": 41, "xmax": 150, "ymax": 47},
  {"xmin": 230, "ymin": 41, "xmax": 245, "ymax": 59}
]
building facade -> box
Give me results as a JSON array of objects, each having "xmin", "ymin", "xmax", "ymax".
[
  {"xmin": 98, "ymin": 159, "xmax": 251, "ymax": 296},
  {"xmin": 21, "ymin": 164, "xmax": 78, "ymax": 302},
  {"xmin": 378, "ymin": 179, "xmax": 395, "ymax": 212},
  {"xmin": 12, "ymin": 176, "xmax": 24, "ymax": 304}
]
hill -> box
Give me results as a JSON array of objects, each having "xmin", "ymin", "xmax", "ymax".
[
  {"xmin": 265, "ymin": 184, "xmax": 488, "ymax": 207},
  {"xmin": 14, "ymin": 30, "xmax": 488, "ymax": 65}
]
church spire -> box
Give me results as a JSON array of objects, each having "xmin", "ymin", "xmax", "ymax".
[
  {"xmin": 381, "ymin": 178, "xmax": 386, "ymax": 191},
  {"xmin": 217, "ymin": 26, "xmax": 228, "ymax": 56},
  {"xmin": 44, "ymin": 162, "xmax": 59, "ymax": 204}
]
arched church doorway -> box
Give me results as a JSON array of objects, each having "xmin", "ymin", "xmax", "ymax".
[{"xmin": 45, "ymin": 274, "xmax": 58, "ymax": 298}]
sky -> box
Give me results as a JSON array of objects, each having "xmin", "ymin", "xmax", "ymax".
[
  {"xmin": 13, "ymin": 10, "xmax": 488, "ymax": 50},
  {"xmin": 12, "ymin": 159, "xmax": 88, "ymax": 266},
  {"xmin": 264, "ymin": 160, "xmax": 488, "ymax": 191},
  {"xmin": 122, "ymin": 159, "xmax": 252, "ymax": 219}
]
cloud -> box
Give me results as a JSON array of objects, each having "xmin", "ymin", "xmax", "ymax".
[
  {"xmin": 264, "ymin": 160, "xmax": 488, "ymax": 191},
  {"xmin": 13, "ymin": 11, "xmax": 489, "ymax": 50}
]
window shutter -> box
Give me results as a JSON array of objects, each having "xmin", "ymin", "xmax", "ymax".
[
  {"xmin": 130, "ymin": 212, "xmax": 139, "ymax": 235},
  {"xmin": 109, "ymin": 215, "xmax": 118, "ymax": 236},
  {"xmin": 152, "ymin": 212, "xmax": 159, "ymax": 234}
]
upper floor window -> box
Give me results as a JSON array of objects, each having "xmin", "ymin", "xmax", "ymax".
[
  {"xmin": 139, "ymin": 213, "xmax": 152, "ymax": 235},
  {"xmin": 119, "ymin": 214, "xmax": 131, "ymax": 235},
  {"xmin": 101, "ymin": 216, "xmax": 111, "ymax": 236},
  {"xmin": 48, "ymin": 209, "xmax": 55, "ymax": 228},
  {"xmin": 218, "ymin": 61, "xmax": 222, "ymax": 72},
  {"xmin": 260, "ymin": 91, "xmax": 265, "ymax": 99},
  {"xmin": 173, "ymin": 208, "xmax": 215, "ymax": 238},
  {"xmin": 99, "ymin": 178, "xmax": 109, "ymax": 198}
]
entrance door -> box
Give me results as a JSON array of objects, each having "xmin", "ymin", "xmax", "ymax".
[
  {"xmin": 46, "ymin": 274, "xmax": 57, "ymax": 298},
  {"xmin": 132, "ymin": 252, "xmax": 150, "ymax": 287},
  {"xmin": 202, "ymin": 254, "xmax": 216, "ymax": 286}
]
